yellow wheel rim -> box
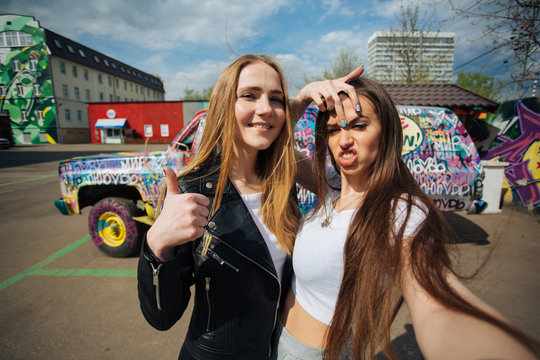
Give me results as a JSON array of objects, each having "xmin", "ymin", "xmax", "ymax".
[{"xmin": 97, "ymin": 212, "xmax": 127, "ymax": 248}]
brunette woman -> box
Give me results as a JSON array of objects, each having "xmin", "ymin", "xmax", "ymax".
[
  {"xmin": 274, "ymin": 77, "xmax": 539, "ymax": 360},
  {"xmin": 137, "ymin": 54, "xmax": 362, "ymax": 359}
]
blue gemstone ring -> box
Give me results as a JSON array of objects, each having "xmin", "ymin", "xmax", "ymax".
[{"xmin": 340, "ymin": 120, "xmax": 347, "ymax": 128}]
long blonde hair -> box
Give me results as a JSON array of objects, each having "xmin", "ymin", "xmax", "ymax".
[{"xmin": 178, "ymin": 54, "xmax": 299, "ymax": 254}]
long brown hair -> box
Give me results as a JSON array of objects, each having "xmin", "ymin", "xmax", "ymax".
[
  {"xmin": 314, "ymin": 77, "xmax": 537, "ymax": 359},
  {"xmin": 179, "ymin": 54, "xmax": 299, "ymax": 254}
]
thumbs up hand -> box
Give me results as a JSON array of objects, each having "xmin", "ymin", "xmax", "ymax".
[{"xmin": 146, "ymin": 166, "xmax": 211, "ymax": 261}]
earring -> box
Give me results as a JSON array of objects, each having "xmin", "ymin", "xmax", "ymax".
[{"xmin": 340, "ymin": 120, "xmax": 347, "ymax": 128}]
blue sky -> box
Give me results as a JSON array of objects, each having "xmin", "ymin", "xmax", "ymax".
[{"xmin": 1, "ymin": 0, "xmax": 520, "ymax": 100}]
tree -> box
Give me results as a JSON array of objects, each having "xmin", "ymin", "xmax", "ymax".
[
  {"xmin": 323, "ymin": 48, "xmax": 360, "ymax": 79},
  {"xmin": 456, "ymin": 71, "xmax": 502, "ymax": 100},
  {"xmin": 181, "ymin": 86, "xmax": 213, "ymax": 100},
  {"xmin": 376, "ymin": 3, "xmax": 451, "ymax": 84},
  {"xmin": 450, "ymin": 0, "xmax": 539, "ymax": 98},
  {"xmin": 304, "ymin": 48, "xmax": 360, "ymax": 84}
]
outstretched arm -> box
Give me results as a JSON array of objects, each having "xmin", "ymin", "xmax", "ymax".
[
  {"xmin": 289, "ymin": 66, "xmax": 364, "ymax": 123},
  {"xmin": 401, "ymin": 250, "xmax": 537, "ymax": 359}
]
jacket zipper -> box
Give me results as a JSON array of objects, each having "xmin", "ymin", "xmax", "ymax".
[
  {"xmin": 205, "ymin": 277, "xmax": 212, "ymax": 332},
  {"xmin": 206, "ymin": 230, "xmax": 281, "ymax": 357},
  {"xmin": 150, "ymin": 262, "xmax": 163, "ymax": 310},
  {"xmin": 206, "ymin": 248, "xmax": 240, "ymax": 272}
]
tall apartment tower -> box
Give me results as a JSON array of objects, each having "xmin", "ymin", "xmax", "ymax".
[
  {"xmin": 0, "ymin": 14, "xmax": 165, "ymax": 144},
  {"xmin": 367, "ymin": 30, "xmax": 455, "ymax": 83}
]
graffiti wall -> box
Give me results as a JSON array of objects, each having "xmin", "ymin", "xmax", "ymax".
[
  {"xmin": 480, "ymin": 97, "xmax": 540, "ymax": 210},
  {"xmin": 398, "ymin": 106, "xmax": 483, "ymax": 211},
  {"xmin": 0, "ymin": 15, "xmax": 56, "ymax": 144},
  {"xmin": 292, "ymin": 106, "xmax": 483, "ymax": 213}
]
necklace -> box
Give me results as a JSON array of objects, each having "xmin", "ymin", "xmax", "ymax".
[{"xmin": 320, "ymin": 194, "xmax": 363, "ymax": 228}]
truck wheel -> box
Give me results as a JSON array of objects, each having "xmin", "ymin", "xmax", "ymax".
[{"xmin": 88, "ymin": 197, "xmax": 145, "ymax": 257}]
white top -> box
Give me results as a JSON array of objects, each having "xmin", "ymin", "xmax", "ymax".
[
  {"xmin": 239, "ymin": 192, "xmax": 287, "ymax": 282},
  {"xmin": 292, "ymin": 191, "xmax": 427, "ymax": 325}
]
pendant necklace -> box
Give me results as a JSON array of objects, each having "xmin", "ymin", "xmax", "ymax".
[{"xmin": 321, "ymin": 195, "xmax": 363, "ymax": 228}]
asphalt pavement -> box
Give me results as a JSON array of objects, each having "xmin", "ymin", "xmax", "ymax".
[{"xmin": 0, "ymin": 143, "xmax": 538, "ymax": 359}]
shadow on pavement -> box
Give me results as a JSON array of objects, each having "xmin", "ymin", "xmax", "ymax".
[
  {"xmin": 443, "ymin": 212, "xmax": 490, "ymax": 245},
  {"xmin": 377, "ymin": 324, "xmax": 424, "ymax": 360}
]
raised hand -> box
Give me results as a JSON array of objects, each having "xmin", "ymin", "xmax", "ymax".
[
  {"xmin": 146, "ymin": 166, "xmax": 210, "ymax": 261},
  {"xmin": 293, "ymin": 66, "xmax": 364, "ymax": 122}
]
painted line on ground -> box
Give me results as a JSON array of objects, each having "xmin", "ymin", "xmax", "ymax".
[
  {"xmin": 0, "ymin": 235, "xmax": 136, "ymax": 291},
  {"xmin": 0, "ymin": 174, "xmax": 57, "ymax": 187}
]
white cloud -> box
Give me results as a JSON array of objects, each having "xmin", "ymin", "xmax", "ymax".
[
  {"xmin": 164, "ymin": 59, "xmax": 231, "ymax": 100},
  {"xmin": 4, "ymin": 0, "xmax": 290, "ymax": 50}
]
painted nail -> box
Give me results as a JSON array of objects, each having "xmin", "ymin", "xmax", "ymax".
[
  {"xmin": 340, "ymin": 120, "xmax": 347, "ymax": 128},
  {"xmin": 356, "ymin": 104, "xmax": 361, "ymax": 112}
]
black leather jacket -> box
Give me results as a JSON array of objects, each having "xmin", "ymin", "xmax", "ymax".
[{"xmin": 137, "ymin": 165, "xmax": 294, "ymax": 360}]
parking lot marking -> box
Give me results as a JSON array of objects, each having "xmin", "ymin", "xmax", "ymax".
[
  {"xmin": 0, "ymin": 174, "xmax": 57, "ymax": 187},
  {"xmin": 0, "ymin": 235, "xmax": 136, "ymax": 291}
]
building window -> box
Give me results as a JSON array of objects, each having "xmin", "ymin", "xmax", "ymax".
[
  {"xmin": 74, "ymin": 87, "xmax": 80, "ymax": 100},
  {"xmin": 108, "ymin": 76, "xmax": 112, "ymax": 87},
  {"xmin": 16, "ymin": 83, "xmax": 24, "ymax": 96},
  {"xmin": 33, "ymin": 84, "xmax": 41, "ymax": 96},
  {"xmin": 37, "ymin": 110, "xmax": 44, "ymax": 122},
  {"xmin": 13, "ymin": 59, "xmax": 20, "ymax": 72},
  {"xmin": 115, "ymin": 79, "xmax": 119, "ymax": 88},
  {"xmin": 86, "ymin": 89, "xmax": 91, "ymax": 101},
  {"xmin": 84, "ymin": 69, "xmax": 88, "ymax": 80},
  {"xmin": 109, "ymin": 94, "xmax": 113, "ymax": 101},
  {"xmin": 29, "ymin": 59, "xmax": 38, "ymax": 71},
  {"xmin": 78, "ymin": 49, "xmax": 86, "ymax": 58},
  {"xmin": 0, "ymin": 84, "xmax": 5, "ymax": 97},
  {"xmin": 99, "ymin": 92, "xmax": 104, "ymax": 101},
  {"xmin": 130, "ymin": 83, "xmax": 133, "ymax": 92},
  {"xmin": 77, "ymin": 110, "xmax": 82, "ymax": 121},
  {"xmin": 62, "ymin": 84, "xmax": 68, "ymax": 97},
  {"xmin": 65, "ymin": 109, "xmax": 71, "ymax": 121},
  {"xmin": 0, "ymin": 31, "xmax": 33, "ymax": 47},
  {"xmin": 98, "ymin": 74, "xmax": 102, "ymax": 84},
  {"xmin": 72, "ymin": 65, "xmax": 78, "ymax": 77},
  {"xmin": 124, "ymin": 81, "xmax": 127, "ymax": 90},
  {"xmin": 39, "ymin": 132, "xmax": 47, "ymax": 142},
  {"xmin": 135, "ymin": 85, "xmax": 138, "ymax": 94},
  {"xmin": 20, "ymin": 110, "xmax": 27, "ymax": 122},
  {"xmin": 60, "ymin": 61, "xmax": 65, "ymax": 74},
  {"xmin": 116, "ymin": 96, "xmax": 120, "ymax": 101}
]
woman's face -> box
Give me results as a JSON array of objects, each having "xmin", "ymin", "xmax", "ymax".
[
  {"xmin": 326, "ymin": 95, "xmax": 381, "ymax": 187},
  {"xmin": 234, "ymin": 61, "xmax": 286, "ymax": 155}
]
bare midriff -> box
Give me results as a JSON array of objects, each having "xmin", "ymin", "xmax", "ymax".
[{"xmin": 280, "ymin": 288, "xmax": 329, "ymax": 348}]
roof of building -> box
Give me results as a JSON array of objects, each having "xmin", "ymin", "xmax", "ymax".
[
  {"xmin": 383, "ymin": 83, "xmax": 499, "ymax": 111},
  {"xmin": 44, "ymin": 29, "xmax": 164, "ymax": 92}
]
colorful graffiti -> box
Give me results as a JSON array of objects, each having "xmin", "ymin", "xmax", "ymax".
[
  {"xmin": 398, "ymin": 106, "xmax": 483, "ymax": 211},
  {"xmin": 0, "ymin": 15, "xmax": 56, "ymax": 144},
  {"xmin": 58, "ymin": 148, "xmax": 190, "ymax": 215},
  {"xmin": 290, "ymin": 106, "xmax": 483, "ymax": 212},
  {"xmin": 480, "ymin": 98, "xmax": 540, "ymax": 210}
]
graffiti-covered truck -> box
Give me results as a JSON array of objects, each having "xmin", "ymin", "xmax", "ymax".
[
  {"xmin": 54, "ymin": 111, "xmax": 206, "ymax": 257},
  {"xmin": 55, "ymin": 106, "xmax": 484, "ymax": 257}
]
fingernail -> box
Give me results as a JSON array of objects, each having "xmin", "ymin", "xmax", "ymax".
[{"xmin": 356, "ymin": 104, "xmax": 361, "ymax": 112}]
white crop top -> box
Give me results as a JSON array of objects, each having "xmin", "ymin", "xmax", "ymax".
[
  {"xmin": 240, "ymin": 192, "xmax": 287, "ymax": 282},
  {"xmin": 292, "ymin": 191, "xmax": 426, "ymax": 325}
]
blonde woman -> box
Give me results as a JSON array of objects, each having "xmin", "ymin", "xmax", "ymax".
[{"xmin": 137, "ymin": 54, "xmax": 362, "ymax": 359}]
